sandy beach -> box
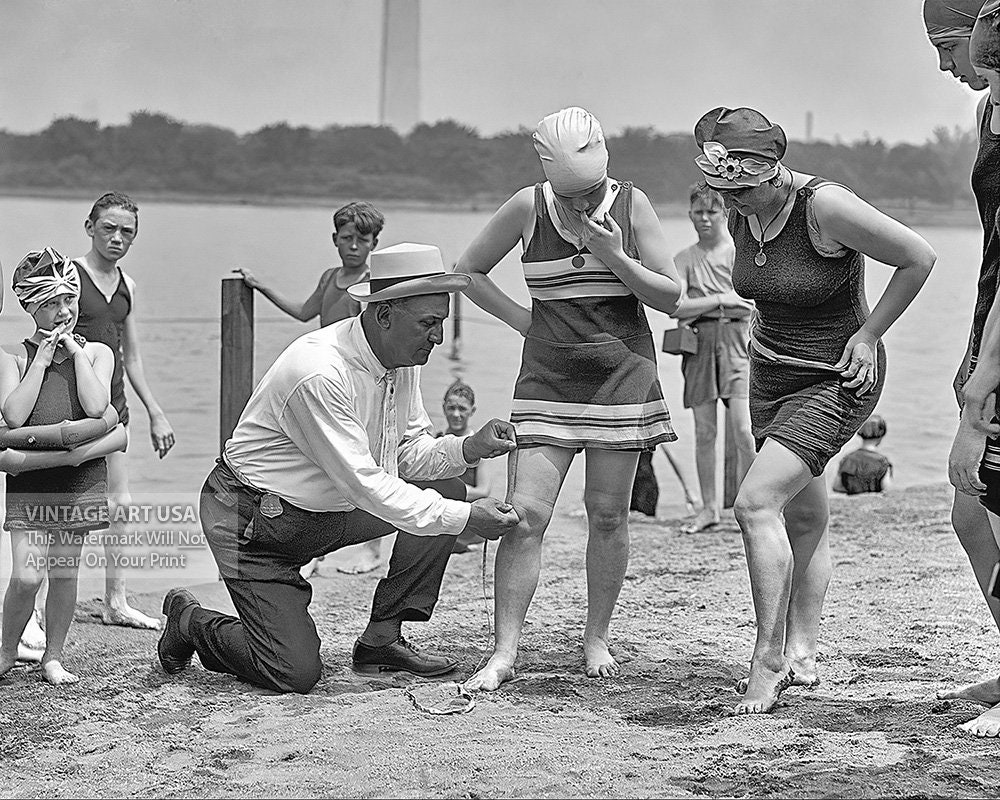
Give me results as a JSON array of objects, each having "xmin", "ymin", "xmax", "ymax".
[{"xmin": 3, "ymin": 480, "xmax": 1000, "ymax": 798}]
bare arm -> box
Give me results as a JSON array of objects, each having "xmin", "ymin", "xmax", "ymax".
[
  {"xmin": 122, "ymin": 282, "xmax": 175, "ymax": 457},
  {"xmin": 957, "ymin": 285, "xmax": 1000, "ymax": 436},
  {"xmin": 235, "ymin": 267, "xmax": 329, "ymax": 322},
  {"xmin": 455, "ymin": 188, "xmax": 534, "ymax": 336},
  {"xmin": 816, "ymin": 186, "xmax": 936, "ymax": 342},
  {"xmin": 464, "ymin": 465, "xmax": 491, "ymax": 501},
  {"xmin": 814, "ymin": 186, "xmax": 935, "ymax": 393},
  {"xmin": 0, "ymin": 349, "xmax": 41, "ymax": 428},
  {"xmin": 63, "ymin": 339, "xmax": 113, "ymax": 417},
  {"xmin": 582, "ymin": 188, "xmax": 682, "ymax": 314}
]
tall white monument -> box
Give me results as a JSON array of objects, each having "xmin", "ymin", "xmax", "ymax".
[{"xmin": 379, "ymin": 0, "xmax": 420, "ymax": 133}]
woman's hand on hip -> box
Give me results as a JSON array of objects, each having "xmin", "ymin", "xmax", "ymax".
[{"xmin": 833, "ymin": 332, "xmax": 878, "ymax": 395}]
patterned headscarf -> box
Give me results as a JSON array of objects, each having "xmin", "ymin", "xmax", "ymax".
[
  {"xmin": 12, "ymin": 248, "xmax": 81, "ymax": 311},
  {"xmin": 923, "ymin": 0, "xmax": 985, "ymax": 42},
  {"xmin": 532, "ymin": 107, "xmax": 609, "ymax": 195}
]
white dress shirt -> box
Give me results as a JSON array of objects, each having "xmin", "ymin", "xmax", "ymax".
[{"xmin": 224, "ymin": 316, "xmax": 476, "ymax": 535}]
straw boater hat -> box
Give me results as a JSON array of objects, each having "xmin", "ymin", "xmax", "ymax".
[{"xmin": 348, "ymin": 242, "xmax": 470, "ymax": 302}]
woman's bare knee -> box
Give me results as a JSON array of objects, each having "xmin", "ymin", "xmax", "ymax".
[
  {"xmin": 733, "ymin": 488, "xmax": 779, "ymax": 530},
  {"xmin": 584, "ymin": 501, "xmax": 629, "ymax": 536},
  {"xmin": 510, "ymin": 496, "xmax": 555, "ymax": 539}
]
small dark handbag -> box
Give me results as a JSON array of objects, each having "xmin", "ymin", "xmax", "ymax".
[{"xmin": 662, "ymin": 326, "xmax": 698, "ymax": 356}]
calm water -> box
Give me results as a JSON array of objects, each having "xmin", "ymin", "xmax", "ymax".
[{"xmin": 0, "ymin": 196, "xmax": 982, "ymax": 592}]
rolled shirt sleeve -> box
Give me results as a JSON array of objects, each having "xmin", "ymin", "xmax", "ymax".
[{"xmin": 281, "ymin": 375, "xmax": 471, "ymax": 536}]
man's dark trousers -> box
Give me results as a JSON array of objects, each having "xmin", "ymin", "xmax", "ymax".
[{"xmin": 188, "ymin": 460, "xmax": 463, "ymax": 693}]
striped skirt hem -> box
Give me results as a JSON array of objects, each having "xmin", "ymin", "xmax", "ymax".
[{"xmin": 511, "ymin": 399, "xmax": 676, "ymax": 450}]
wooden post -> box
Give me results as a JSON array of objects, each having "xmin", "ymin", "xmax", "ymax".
[
  {"xmin": 723, "ymin": 407, "xmax": 738, "ymax": 509},
  {"xmin": 449, "ymin": 290, "xmax": 462, "ymax": 361},
  {"xmin": 220, "ymin": 276, "xmax": 254, "ymax": 453}
]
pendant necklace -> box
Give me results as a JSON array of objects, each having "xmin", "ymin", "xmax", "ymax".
[{"xmin": 752, "ymin": 170, "xmax": 796, "ymax": 267}]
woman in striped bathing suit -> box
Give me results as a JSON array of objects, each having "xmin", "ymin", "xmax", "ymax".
[
  {"xmin": 693, "ymin": 107, "xmax": 936, "ymax": 715},
  {"xmin": 457, "ymin": 107, "xmax": 682, "ymax": 692}
]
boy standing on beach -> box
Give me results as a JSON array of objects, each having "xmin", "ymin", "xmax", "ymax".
[
  {"xmin": 75, "ymin": 192, "xmax": 175, "ymax": 630},
  {"xmin": 236, "ymin": 201, "xmax": 385, "ymax": 576}
]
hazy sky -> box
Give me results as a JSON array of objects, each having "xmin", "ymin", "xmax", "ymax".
[{"xmin": 1, "ymin": 0, "xmax": 982, "ymax": 144}]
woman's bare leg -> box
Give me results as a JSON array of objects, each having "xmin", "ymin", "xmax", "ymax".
[
  {"xmin": 936, "ymin": 493, "xmax": 1000, "ymax": 707},
  {"xmin": 945, "ymin": 508, "xmax": 1000, "ymax": 736},
  {"xmin": 464, "ymin": 445, "xmax": 575, "ymax": 692},
  {"xmin": 582, "ymin": 448, "xmax": 640, "ymax": 678},
  {"xmin": 782, "ymin": 476, "xmax": 831, "ymax": 687},
  {"xmin": 732, "ymin": 439, "xmax": 814, "ymax": 714}
]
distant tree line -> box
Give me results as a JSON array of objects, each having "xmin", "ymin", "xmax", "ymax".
[{"xmin": 0, "ymin": 111, "xmax": 979, "ymax": 208}]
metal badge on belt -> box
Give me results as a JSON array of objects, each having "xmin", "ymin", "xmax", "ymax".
[{"xmin": 259, "ymin": 493, "xmax": 284, "ymax": 518}]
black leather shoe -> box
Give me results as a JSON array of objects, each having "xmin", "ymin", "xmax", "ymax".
[
  {"xmin": 351, "ymin": 636, "xmax": 457, "ymax": 677},
  {"xmin": 157, "ymin": 588, "xmax": 199, "ymax": 675}
]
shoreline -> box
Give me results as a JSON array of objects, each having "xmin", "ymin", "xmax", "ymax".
[
  {"xmin": 7, "ymin": 480, "xmax": 1000, "ymax": 798},
  {"xmin": 0, "ymin": 186, "xmax": 982, "ymax": 226}
]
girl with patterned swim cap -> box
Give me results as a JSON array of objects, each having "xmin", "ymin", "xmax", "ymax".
[
  {"xmin": 0, "ymin": 248, "xmax": 126, "ymax": 686},
  {"xmin": 692, "ymin": 106, "xmax": 936, "ymax": 715},
  {"xmin": 456, "ymin": 107, "xmax": 683, "ymax": 692}
]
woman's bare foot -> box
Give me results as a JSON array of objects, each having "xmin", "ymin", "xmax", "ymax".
[
  {"xmin": 102, "ymin": 599, "xmax": 161, "ymax": 630},
  {"xmin": 734, "ymin": 663, "xmax": 795, "ymax": 715},
  {"xmin": 41, "ymin": 659, "xmax": 79, "ymax": 685},
  {"xmin": 583, "ymin": 636, "xmax": 621, "ymax": 678},
  {"xmin": 20, "ymin": 610, "xmax": 46, "ymax": 650},
  {"xmin": 737, "ymin": 656, "xmax": 818, "ymax": 693},
  {"xmin": 681, "ymin": 508, "xmax": 720, "ymax": 534},
  {"xmin": 937, "ymin": 676, "xmax": 1000, "ymax": 706},
  {"xmin": 787, "ymin": 655, "xmax": 819, "ymax": 688},
  {"xmin": 464, "ymin": 654, "xmax": 516, "ymax": 692},
  {"xmin": 959, "ymin": 702, "xmax": 1000, "ymax": 737},
  {"xmin": 16, "ymin": 644, "xmax": 43, "ymax": 663}
]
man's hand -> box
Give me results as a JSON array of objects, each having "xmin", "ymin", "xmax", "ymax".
[
  {"xmin": 463, "ymin": 419, "xmax": 517, "ymax": 461},
  {"xmin": 461, "ymin": 498, "xmax": 520, "ymax": 540}
]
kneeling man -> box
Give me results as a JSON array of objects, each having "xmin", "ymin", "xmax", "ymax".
[{"xmin": 158, "ymin": 243, "xmax": 519, "ymax": 693}]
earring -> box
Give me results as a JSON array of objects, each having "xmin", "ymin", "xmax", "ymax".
[{"xmin": 772, "ymin": 171, "xmax": 784, "ymax": 188}]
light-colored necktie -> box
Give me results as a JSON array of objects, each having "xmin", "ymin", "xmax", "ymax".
[{"xmin": 380, "ymin": 370, "xmax": 398, "ymax": 478}]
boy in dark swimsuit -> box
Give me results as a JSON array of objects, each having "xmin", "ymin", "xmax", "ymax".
[
  {"xmin": 71, "ymin": 192, "xmax": 174, "ymax": 630},
  {"xmin": 235, "ymin": 201, "xmax": 385, "ymax": 576}
]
